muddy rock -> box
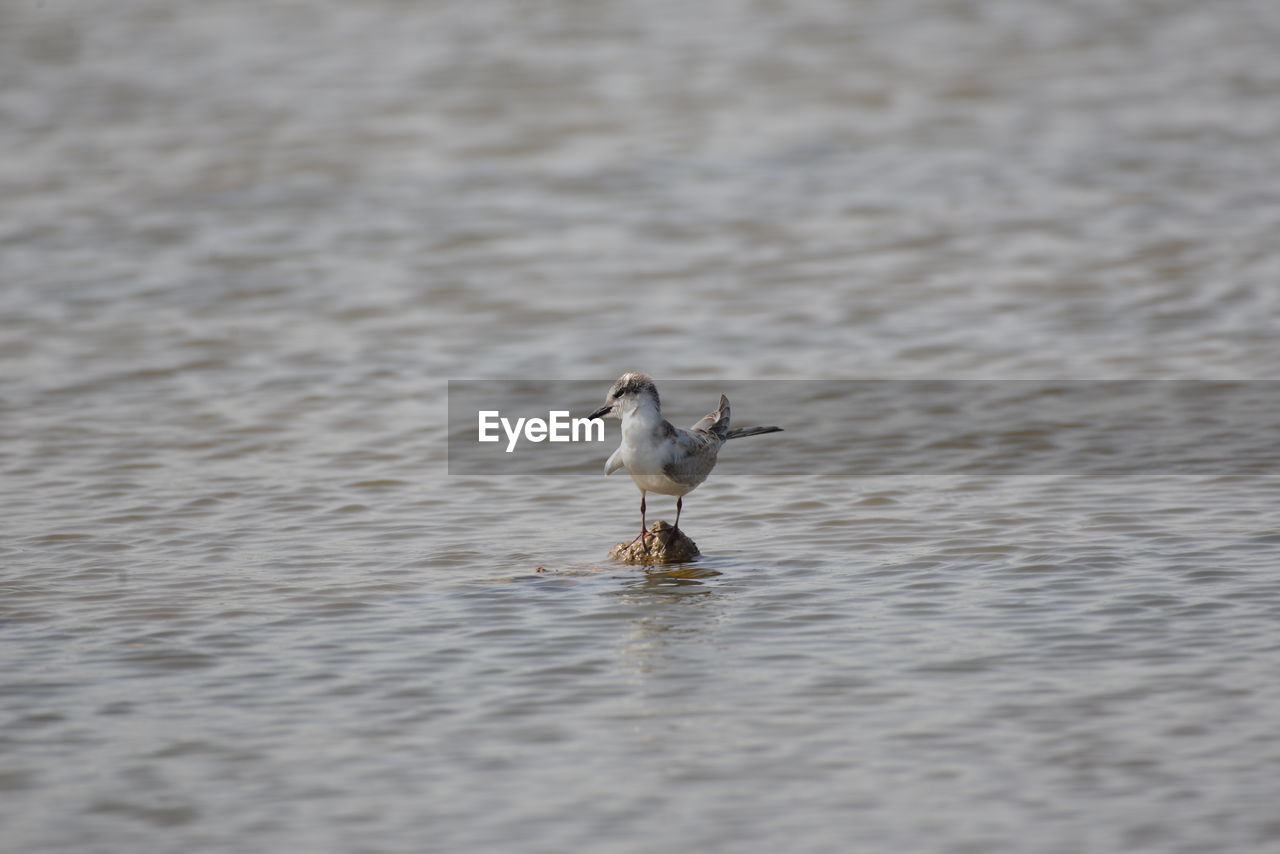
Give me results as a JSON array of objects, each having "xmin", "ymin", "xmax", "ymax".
[{"xmin": 609, "ymin": 520, "xmax": 700, "ymax": 564}]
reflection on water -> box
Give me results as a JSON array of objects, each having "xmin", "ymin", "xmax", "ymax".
[{"xmin": 626, "ymin": 566, "xmax": 724, "ymax": 591}]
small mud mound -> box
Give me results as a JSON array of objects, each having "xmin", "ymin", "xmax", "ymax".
[{"xmin": 609, "ymin": 520, "xmax": 700, "ymax": 564}]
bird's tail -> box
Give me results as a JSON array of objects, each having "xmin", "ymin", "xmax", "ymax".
[
  {"xmin": 694, "ymin": 394, "xmax": 784, "ymax": 439},
  {"xmin": 723, "ymin": 425, "xmax": 783, "ymax": 439}
]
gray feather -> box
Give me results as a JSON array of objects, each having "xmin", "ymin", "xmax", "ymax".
[{"xmin": 723, "ymin": 425, "xmax": 783, "ymax": 439}]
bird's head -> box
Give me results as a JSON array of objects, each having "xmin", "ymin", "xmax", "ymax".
[{"xmin": 587, "ymin": 372, "xmax": 660, "ymax": 420}]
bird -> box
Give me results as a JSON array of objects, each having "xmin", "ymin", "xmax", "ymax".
[{"xmin": 586, "ymin": 372, "xmax": 783, "ymax": 549}]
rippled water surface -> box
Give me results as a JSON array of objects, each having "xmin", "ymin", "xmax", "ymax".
[{"xmin": 3, "ymin": 1, "xmax": 1280, "ymax": 852}]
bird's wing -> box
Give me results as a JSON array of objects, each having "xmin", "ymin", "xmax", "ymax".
[
  {"xmin": 662, "ymin": 429, "xmax": 721, "ymax": 487},
  {"xmin": 689, "ymin": 394, "xmax": 731, "ymax": 437},
  {"xmin": 605, "ymin": 446, "xmax": 626, "ymax": 475}
]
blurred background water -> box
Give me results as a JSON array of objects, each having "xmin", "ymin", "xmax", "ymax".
[{"xmin": 2, "ymin": 0, "xmax": 1279, "ymax": 852}]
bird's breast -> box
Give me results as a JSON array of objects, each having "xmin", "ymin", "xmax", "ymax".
[
  {"xmin": 618, "ymin": 434, "xmax": 670, "ymax": 474},
  {"xmin": 628, "ymin": 472, "xmax": 697, "ymax": 496}
]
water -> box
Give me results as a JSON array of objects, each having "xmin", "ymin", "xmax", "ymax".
[{"xmin": 3, "ymin": 0, "xmax": 1280, "ymax": 851}]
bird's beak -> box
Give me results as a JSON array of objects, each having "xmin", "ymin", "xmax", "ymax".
[{"xmin": 586, "ymin": 405, "xmax": 612, "ymax": 420}]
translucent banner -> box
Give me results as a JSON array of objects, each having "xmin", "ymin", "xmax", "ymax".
[{"xmin": 447, "ymin": 380, "xmax": 1280, "ymax": 475}]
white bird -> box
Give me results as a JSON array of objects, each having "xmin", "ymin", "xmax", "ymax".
[{"xmin": 586, "ymin": 372, "xmax": 783, "ymax": 549}]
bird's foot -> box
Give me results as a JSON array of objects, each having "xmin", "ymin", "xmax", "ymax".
[{"xmin": 628, "ymin": 529, "xmax": 654, "ymax": 551}]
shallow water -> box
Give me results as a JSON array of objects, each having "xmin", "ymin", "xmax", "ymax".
[{"xmin": 3, "ymin": 1, "xmax": 1280, "ymax": 852}]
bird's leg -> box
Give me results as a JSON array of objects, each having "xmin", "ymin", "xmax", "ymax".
[
  {"xmin": 628, "ymin": 493, "xmax": 652, "ymax": 550},
  {"xmin": 668, "ymin": 496, "xmax": 683, "ymax": 544}
]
